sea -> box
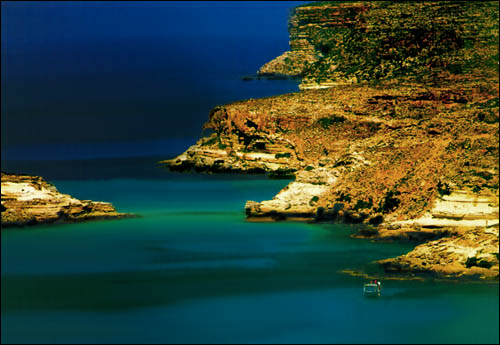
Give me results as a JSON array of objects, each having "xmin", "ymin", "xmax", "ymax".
[{"xmin": 1, "ymin": 2, "xmax": 499, "ymax": 344}]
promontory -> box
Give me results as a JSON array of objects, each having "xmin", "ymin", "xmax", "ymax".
[
  {"xmin": 1, "ymin": 172, "xmax": 130, "ymax": 227},
  {"xmin": 161, "ymin": 1, "xmax": 499, "ymax": 280}
]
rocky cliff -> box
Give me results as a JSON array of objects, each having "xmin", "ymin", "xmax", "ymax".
[
  {"xmin": 259, "ymin": 1, "xmax": 499, "ymax": 89},
  {"xmin": 163, "ymin": 1, "xmax": 499, "ymax": 280},
  {"xmin": 1, "ymin": 173, "xmax": 130, "ymax": 227},
  {"xmin": 162, "ymin": 76, "xmax": 499, "ymax": 279},
  {"xmin": 258, "ymin": 2, "xmax": 366, "ymax": 78}
]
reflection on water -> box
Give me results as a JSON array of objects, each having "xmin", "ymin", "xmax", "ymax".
[{"xmin": 1, "ymin": 175, "xmax": 498, "ymax": 343}]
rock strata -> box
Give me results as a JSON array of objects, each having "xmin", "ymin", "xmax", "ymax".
[
  {"xmin": 161, "ymin": 79, "xmax": 499, "ymax": 280},
  {"xmin": 257, "ymin": 2, "xmax": 366, "ymax": 79},
  {"xmin": 1, "ymin": 173, "xmax": 130, "ymax": 227},
  {"xmin": 259, "ymin": 2, "xmax": 499, "ymax": 89},
  {"xmin": 245, "ymin": 167, "xmax": 337, "ymax": 219},
  {"xmin": 367, "ymin": 189, "xmax": 499, "ymax": 279},
  {"xmin": 379, "ymin": 226, "xmax": 499, "ymax": 280},
  {"xmin": 162, "ymin": 1, "xmax": 499, "ymax": 280}
]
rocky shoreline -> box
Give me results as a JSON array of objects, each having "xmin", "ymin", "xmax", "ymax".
[
  {"xmin": 376, "ymin": 226, "xmax": 499, "ymax": 280},
  {"xmin": 160, "ymin": 79, "xmax": 499, "ymax": 281},
  {"xmin": 160, "ymin": 0, "xmax": 499, "ymax": 284},
  {"xmin": 1, "ymin": 172, "xmax": 130, "ymax": 227}
]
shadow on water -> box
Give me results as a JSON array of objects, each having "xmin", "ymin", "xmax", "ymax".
[
  {"xmin": 1, "ymin": 175, "xmax": 498, "ymax": 343},
  {"xmin": 5, "ymin": 255, "xmax": 494, "ymax": 313},
  {"xmin": 1, "ymin": 269, "xmax": 353, "ymax": 312}
]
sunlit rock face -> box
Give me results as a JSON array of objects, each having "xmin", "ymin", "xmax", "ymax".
[
  {"xmin": 163, "ymin": 1, "xmax": 498, "ymax": 280},
  {"xmin": 379, "ymin": 226, "xmax": 499, "ymax": 280},
  {"xmin": 258, "ymin": 2, "xmax": 366, "ymax": 78},
  {"xmin": 1, "ymin": 173, "xmax": 130, "ymax": 227},
  {"xmin": 259, "ymin": 2, "xmax": 499, "ymax": 90},
  {"xmin": 161, "ymin": 74, "xmax": 498, "ymax": 280}
]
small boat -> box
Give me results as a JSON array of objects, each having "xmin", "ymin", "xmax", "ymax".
[{"xmin": 363, "ymin": 282, "xmax": 381, "ymax": 297}]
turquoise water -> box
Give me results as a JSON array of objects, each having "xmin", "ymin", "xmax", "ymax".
[
  {"xmin": 1, "ymin": 174, "xmax": 498, "ymax": 343},
  {"xmin": 4, "ymin": 2, "xmax": 497, "ymax": 343}
]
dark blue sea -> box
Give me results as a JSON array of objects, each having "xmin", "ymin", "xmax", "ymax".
[{"xmin": 1, "ymin": 2, "xmax": 499, "ymax": 344}]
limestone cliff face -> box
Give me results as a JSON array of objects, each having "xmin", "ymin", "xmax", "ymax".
[
  {"xmin": 379, "ymin": 226, "xmax": 499, "ymax": 280},
  {"xmin": 163, "ymin": 1, "xmax": 499, "ymax": 280},
  {"xmin": 160, "ymin": 102, "xmax": 303, "ymax": 175},
  {"xmin": 359, "ymin": 189, "xmax": 499, "ymax": 280},
  {"xmin": 162, "ymin": 76, "xmax": 499, "ymax": 280},
  {"xmin": 164, "ymin": 80, "xmax": 499, "ymax": 224},
  {"xmin": 1, "ymin": 173, "xmax": 129, "ymax": 227},
  {"xmin": 257, "ymin": 2, "xmax": 366, "ymax": 78},
  {"xmin": 259, "ymin": 1, "xmax": 499, "ymax": 90}
]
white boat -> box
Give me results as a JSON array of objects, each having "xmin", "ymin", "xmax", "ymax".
[{"xmin": 363, "ymin": 282, "xmax": 381, "ymax": 297}]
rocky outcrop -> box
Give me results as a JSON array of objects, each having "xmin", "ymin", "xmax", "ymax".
[
  {"xmin": 1, "ymin": 173, "xmax": 130, "ymax": 227},
  {"xmin": 357, "ymin": 189, "xmax": 499, "ymax": 279},
  {"xmin": 163, "ymin": 1, "xmax": 499, "ymax": 280},
  {"xmin": 379, "ymin": 226, "xmax": 499, "ymax": 280},
  {"xmin": 392, "ymin": 190, "xmax": 499, "ymax": 228},
  {"xmin": 160, "ymin": 138, "xmax": 298, "ymax": 175},
  {"xmin": 245, "ymin": 167, "xmax": 338, "ymax": 219},
  {"xmin": 258, "ymin": 51, "xmax": 318, "ymax": 77},
  {"xmin": 161, "ymin": 78, "xmax": 499, "ymax": 280},
  {"xmin": 259, "ymin": 2, "xmax": 499, "ymax": 89},
  {"xmin": 160, "ymin": 102, "xmax": 304, "ymax": 176},
  {"xmin": 257, "ymin": 2, "xmax": 366, "ymax": 78}
]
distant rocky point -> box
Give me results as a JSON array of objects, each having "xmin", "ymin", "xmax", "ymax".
[
  {"xmin": 1, "ymin": 172, "xmax": 130, "ymax": 227},
  {"xmin": 258, "ymin": 2, "xmax": 499, "ymax": 89}
]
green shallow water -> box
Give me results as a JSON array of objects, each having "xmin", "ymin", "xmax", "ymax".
[{"xmin": 2, "ymin": 175, "xmax": 499, "ymax": 344}]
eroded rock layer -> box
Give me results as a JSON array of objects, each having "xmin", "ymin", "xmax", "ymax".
[
  {"xmin": 162, "ymin": 75, "xmax": 499, "ymax": 280},
  {"xmin": 259, "ymin": 1, "xmax": 499, "ymax": 89},
  {"xmin": 379, "ymin": 226, "xmax": 499, "ymax": 280},
  {"xmin": 1, "ymin": 173, "xmax": 129, "ymax": 227},
  {"xmin": 257, "ymin": 2, "xmax": 366, "ymax": 78},
  {"xmin": 163, "ymin": 1, "xmax": 499, "ymax": 280}
]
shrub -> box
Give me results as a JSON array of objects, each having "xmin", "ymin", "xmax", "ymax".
[
  {"xmin": 317, "ymin": 115, "xmax": 346, "ymax": 129},
  {"xmin": 337, "ymin": 192, "xmax": 352, "ymax": 203},
  {"xmin": 354, "ymin": 198, "xmax": 373, "ymax": 211},
  {"xmin": 309, "ymin": 196, "xmax": 320, "ymax": 206},
  {"xmin": 465, "ymin": 256, "xmax": 493, "ymax": 269},
  {"xmin": 275, "ymin": 152, "xmax": 291, "ymax": 159},
  {"xmin": 378, "ymin": 189, "xmax": 401, "ymax": 213},
  {"xmin": 437, "ymin": 181, "xmax": 452, "ymax": 196},
  {"xmin": 202, "ymin": 137, "xmax": 217, "ymax": 146}
]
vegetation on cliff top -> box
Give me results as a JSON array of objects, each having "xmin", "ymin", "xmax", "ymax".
[
  {"xmin": 295, "ymin": 1, "xmax": 499, "ymax": 85},
  {"xmin": 201, "ymin": 73, "xmax": 498, "ymax": 221},
  {"xmin": 179, "ymin": 1, "xmax": 499, "ymax": 223},
  {"xmin": 166, "ymin": 1, "xmax": 499, "ymax": 280}
]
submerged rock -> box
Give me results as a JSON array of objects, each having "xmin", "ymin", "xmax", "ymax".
[{"xmin": 1, "ymin": 172, "xmax": 130, "ymax": 227}]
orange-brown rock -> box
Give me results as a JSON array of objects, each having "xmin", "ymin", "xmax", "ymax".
[
  {"xmin": 1, "ymin": 173, "xmax": 130, "ymax": 227},
  {"xmin": 162, "ymin": 1, "xmax": 499, "ymax": 280},
  {"xmin": 163, "ymin": 78, "xmax": 498, "ymax": 222},
  {"xmin": 257, "ymin": 2, "xmax": 367, "ymax": 78},
  {"xmin": 259, "ymin": 1, "xmax": 499, "ymax": 90},
  {"xmin": 379, "ymin": 226, "xmax": 499, "ymax": 280},
  {"xmin": 161, "ymin": 76, "xmax": 498, "ymax": 280}
]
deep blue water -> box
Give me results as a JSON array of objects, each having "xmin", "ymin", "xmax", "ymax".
[
  {"xmin": 1, "ymin": 1, "xmax": 304, "ymax": 160},
  {"xmin": 1, "ymin": 2, "xmax": 499, "ymax": 344}
]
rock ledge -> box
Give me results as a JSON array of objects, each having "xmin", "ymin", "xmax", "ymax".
[{"xmin": 1, "ymin": 172, "xmax": 131, "ymax": 228}]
